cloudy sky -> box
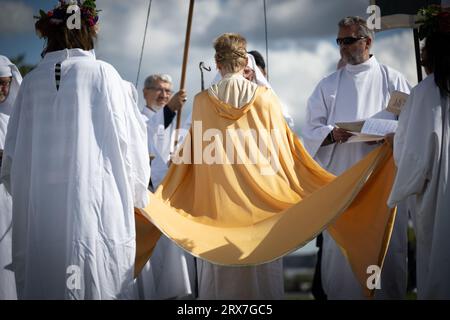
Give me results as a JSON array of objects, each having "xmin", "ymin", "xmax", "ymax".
[
  {"xmin": 0, "ymin": 0, "xmax": 420, "ymax": 137},
  {"xmin": 0, "ymin": 0, "xmax": 423, "ymax": 254}
]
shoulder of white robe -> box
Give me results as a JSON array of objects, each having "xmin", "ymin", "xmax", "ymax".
[{"xmin": 379, "ymin": 63, "xmax": 412, "ymax": 93}]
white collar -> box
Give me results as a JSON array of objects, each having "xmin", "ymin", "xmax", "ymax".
[
  {"xmin": 221, "ymin": 72, "xmax": 245, "ymax": 81},
  {"xmin": 143, "ymin": 105, "xmax": 163, "ymax": 114},
  {"xmin": 345, "ymin": 55, "xmax": 378, "ymax": 74},
  {"xmin": 41, "ymin": 49, "xmax": 96, "ymax": 64}
]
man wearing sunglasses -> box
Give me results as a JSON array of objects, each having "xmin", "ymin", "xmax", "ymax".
[{"xmin": 303, "ymin": 16, "xmax": 411, "ymax": 300}]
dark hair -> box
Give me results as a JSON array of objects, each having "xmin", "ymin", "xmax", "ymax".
[
  {"xmin": 248, "ymin": 50, "xmax": 266, "ymax": 71},
  {"xmin": 338, "ymin": 16, "xmax": 374, "ymax": 46},
  {"xmin": 35, "ymin": 16, "xmax": 97, "ymax": 57},
  {"xmin": 423, "ymin": 32, "xmax": 450, "ymax": 96}
]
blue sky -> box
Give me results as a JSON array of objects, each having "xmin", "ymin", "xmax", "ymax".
[
  {"xmin": 0, "ymin": 0, "xmax": 420, "ymax": 136},
  {"xmin": 0, "ymin": 0, "xmax": 55, "ymax": 63}
]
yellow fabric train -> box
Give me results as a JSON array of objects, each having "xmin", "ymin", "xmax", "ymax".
[{"xmin": 135, "ymin": 86, "xmax": 396, "ymax": 297}]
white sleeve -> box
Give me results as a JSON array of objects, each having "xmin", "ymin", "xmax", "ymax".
[
  {"xmin": 388, "ymin": 85, "xmax": 434, "ymax": 207},
  {"xmin": 393, "ymin": 73, "xmax": 412, "ymax": 95},
  {"xmin": 104, "ymin": 65, "xmax": 150, "ymax": 208},
  {"xmin": 392, "ymin": 91, "xmax": 414, "ymax": 166},
  {"xmin": 302, "ymin": 80, "xmax": 334, "ymax": 158}
]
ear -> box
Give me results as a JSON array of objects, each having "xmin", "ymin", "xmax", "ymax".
[{"xmin": 366, "ymin": 37, "xmax": 372, "ymax": 49}]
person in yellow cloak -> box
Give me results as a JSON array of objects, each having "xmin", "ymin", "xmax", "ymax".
[{"xmin": 135, "ymin": 33, "xmax": 397, "ymax": 299}]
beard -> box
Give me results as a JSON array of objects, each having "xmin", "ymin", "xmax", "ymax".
[{"xmin": 342, "ymin": 47, "xmax": 366, "ymax": 65}]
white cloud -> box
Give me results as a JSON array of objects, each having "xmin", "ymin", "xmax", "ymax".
[
  {"xmin": 267, "ymin": 0, "xmax": 369, "ymax": 39},
  {"xmin": 268, "ymin": 41, "xmax": 340, "ymax": 131},
  {"xmin": 0, "ymin": 1, "xmax": 34, "ymax": 34},
  {"xmin": 373, "ymin": 29, "xmax": 418, "ymax": 87},
  {"xmin": 90, "ymin": 0, "xmax": 418, "ymax": 135}
]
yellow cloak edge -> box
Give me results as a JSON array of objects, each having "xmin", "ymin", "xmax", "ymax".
[{"xmin": 134, "ymin": 88, "xmax": 396, "ymax": 297}]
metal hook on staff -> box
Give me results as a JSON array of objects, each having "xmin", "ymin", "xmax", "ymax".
[{"xmin": 199, "ymin": 62, "xmax": 211, "ymax": 91}]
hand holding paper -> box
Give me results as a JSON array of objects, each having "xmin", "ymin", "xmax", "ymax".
[
  {"xmin": 361, "ymin": 118, "xmax": 398, "ymax": 136},
  {"xmin": 336, "ymin": 118, "xmax": 398, "ymax": 143}
]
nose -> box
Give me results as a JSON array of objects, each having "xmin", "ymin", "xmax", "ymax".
[{"xmin": 157, "ymin": 92, "xmax": 169, "ymax": 102}]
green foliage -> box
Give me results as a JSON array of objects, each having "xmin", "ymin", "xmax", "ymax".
[
  {"xmin": 83, "ymin": 0, "xmax": 97, "ymax": 10},
  {"xmin": 417, "ymin": 5, "xmax": 450, "ymax": 40}
]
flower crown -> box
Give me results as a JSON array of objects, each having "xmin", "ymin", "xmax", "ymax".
[
  {"xmin": 416, "ymin": 4, "xmax": 450, "ymax": 40},
  {"xmin": 34, "ymin": 0, "xmax": 100, "ymax": 28}
]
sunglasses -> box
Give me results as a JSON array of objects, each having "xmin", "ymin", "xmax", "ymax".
[
  {"xmin": 336, "ymin": 36, "xmax": 367, "ymax": 46},
  {"xmin": 0, "ymin": 79, "xmax": 12, "ymax": 88}
]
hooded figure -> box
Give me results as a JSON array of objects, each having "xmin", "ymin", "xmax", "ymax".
[{"xmin": 0, "ymin": 55, "xmax": 22, "ymax": 300}]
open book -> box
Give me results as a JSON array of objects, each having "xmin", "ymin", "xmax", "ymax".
[
  {"xmin": 336, "ymin": 118, "xmax": 398, "ymax": 143},
  {"xmin": 334, "ymin": 91, "xmax": 408, "ymax": 143}
]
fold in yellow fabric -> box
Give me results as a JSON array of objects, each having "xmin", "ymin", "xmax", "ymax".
[{"xmin": 135, "ymin": 86, "xmax": 396, "ymax": 297}]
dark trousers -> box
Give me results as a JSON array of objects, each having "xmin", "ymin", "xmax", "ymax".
[{"xmin": 311, "ymin": 233, "xmax": 327, "ymax": 300}]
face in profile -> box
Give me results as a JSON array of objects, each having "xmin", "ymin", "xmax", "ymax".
[{"xmin": 0, "ymin": 77, "xmax": 12, "ymax": 103}]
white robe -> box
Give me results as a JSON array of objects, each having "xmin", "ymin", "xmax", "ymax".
[
  {"xmin": 194, "ymin": 73, "xmax": 284, "ymax": 300},
  {"xmin": 302, "ymin": 56, "xmax": 411, "ymax": 299},
  {"xmin": 388, "ymin": 74, "xmax": 450, "ymax": 299},
  {"xmin": 0, "ymin": 49, "xmax": 150, "ymax": 299},
  {"xmin": 138, "ymin": 106, "xmax": 196, "ymax": 300},
  {"xmin": 142, "ymin": 106, "xmax": 176, "ymax": 189},
  {"xmin": 0, "ymin": 56, "xmax": 22, "ymax": 300}
]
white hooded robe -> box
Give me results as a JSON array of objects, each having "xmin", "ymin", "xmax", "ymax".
[{"xmin": 0, "ymin": 55, "xmax": 22, "ymax": 300}]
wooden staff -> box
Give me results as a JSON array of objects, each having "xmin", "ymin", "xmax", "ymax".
[{"xmin": 173, "ymin": 0, "xmax": 195, "ymax": 150}]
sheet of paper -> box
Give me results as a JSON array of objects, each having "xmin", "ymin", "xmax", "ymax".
[
  {"xmin": 336, "ymin": 118, "xmax": 397, "ymax": 143},
  {"xmin": 361, "ymin": 118, "xmax": 398, "ymax": 136},
  {"xmin": 346, "ymin": 133, "xmax": 384, "ymax": 143},
  {"xmin": 386, "ymin": 91, "xmax": 409, "ymax": 116}
]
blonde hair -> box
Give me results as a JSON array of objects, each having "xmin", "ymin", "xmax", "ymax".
[{"xmin": 214, "ymin": 33, "xmax": 248, "ymax": 74}]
